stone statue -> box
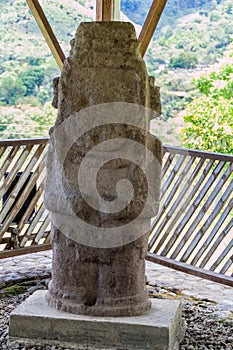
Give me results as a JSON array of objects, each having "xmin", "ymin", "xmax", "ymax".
[{"xmin": 44, "ymin": 21, "xmax": 162, "ymax": 317}]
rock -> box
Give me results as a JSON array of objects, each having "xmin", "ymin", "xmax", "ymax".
[{"xmin": 0, "ymin": 281, "xmax": 6, "ymax": 289}]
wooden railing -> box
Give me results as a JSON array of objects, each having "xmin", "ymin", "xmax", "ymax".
[
  {"xmin": 149, "ymin": 145, "xmax": 233, "ymax": 284},
  {"xmin": 0, "ymin": 138, "xmax": 232, "ymax": 285}
]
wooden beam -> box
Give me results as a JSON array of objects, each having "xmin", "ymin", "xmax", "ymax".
[
  {"xmin": 146, "ymin": 253, "xmax": 233, "ymax": 287},
  {"xmin": 96, "ymin": 0, "xmax": 114, "ymax": 21},
  {"xmin": 139, "ymin": 0, "xmax": 168, "ymax": 57},
  {"xmin": 0, "ymin": 243, "xmax": 51, "ymax": 260},
  {"xmin": 26, "ymin": 0, "xmax": 65, "ymax": 70},
  {"xmin": 113, "ymin": 0, "xmax": 121, "ymax": 20}
]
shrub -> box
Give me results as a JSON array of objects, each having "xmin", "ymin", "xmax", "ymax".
[{"xmin": 169, "ymin": 53, "xmax": 198, "ymax": 69}]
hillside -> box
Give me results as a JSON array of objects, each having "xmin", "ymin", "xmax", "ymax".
[
  {"xmin": 145, "ymin": 0, "xmax": 233, "ymax": 121},
  {"xmin": 0, "ymin": 0, "xmax": 232, "ymax": 143},
  {"xmin": 122, "ymin": 0, "xmax": 221, "ymax": 28},
  {"xmin": 1, "ymin": 0, "xmax": 230, "ymax": 63}
]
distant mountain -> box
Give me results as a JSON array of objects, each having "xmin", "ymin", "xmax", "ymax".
[
  {"xmin": 0, "ymin": 0, "xmax": 232, "ymax": 110},
  {"xmin": 121, "ymin": 0, "xmax": 224, "ymax": 28}
]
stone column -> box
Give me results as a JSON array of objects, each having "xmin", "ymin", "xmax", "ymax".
[{"xmin": 45, "ymin": 22, "xmax": 162, "ymax": 317}]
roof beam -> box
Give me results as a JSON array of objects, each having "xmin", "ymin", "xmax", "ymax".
[
  {"xmin": 113, "ymin": 0, "xmax": 121, "ymax": 20},
  {"xmin": 26, "ymin": 0, "xmax": 65, "ymax": 70},
  {"xmin": 96, "ymin": 0, "xmax": 114, "ymax": 21},
  {"xmin": 139, "ymin": 0, "xmax": 168, "ymax": 57}
]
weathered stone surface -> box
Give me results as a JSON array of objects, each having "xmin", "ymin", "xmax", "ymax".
[
  {"xmin": 47, "ymin": 229, "xmax": 151, "ymax": 316},
  {"xmin": 45, "ymin": 22, "xmax": 162, "ymax": 317},
  {"xmin": 9, "ymin": 290, "xmax": 184, "ymax": 350}
]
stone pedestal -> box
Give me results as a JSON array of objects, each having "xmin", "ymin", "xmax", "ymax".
[{"xmin": 9, "ymin": 290, "xmax": 185, "ymax": 350}]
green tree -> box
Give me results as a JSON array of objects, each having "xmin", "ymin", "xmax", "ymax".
[
  {"xmin": 31, "ymin": 103, "xmax": 56, "ymax": 136},
  {"xmin": 20, "ymin": 67, "xmax": 45, "ymax": 96},
  {"xmin": 169, "ymin": 53, "xmax": 198, "ymax": 69},
  {"xmin": 182, "ymin": 97, "xmax": 232, "ymax": 153},
  {"xmin": 182, "ymin": 47, "xmax": 233, "ymax": 154},
  {"xmin": 0, "ymin": 76, "xmax": 26, "ymax": 105}
]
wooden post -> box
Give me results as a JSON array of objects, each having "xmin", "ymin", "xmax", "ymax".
[
  {"xmin": 26, "ymin": 0, "xmax": 65, "ymax": 70},
  {"xmin": 113, "ymin": 0, "xmax": 121, "ymax": 20},
  {"xmin": 139, "ymin": 0, "xmax": 168, "ymax": 57},
  {"xmin": 96, "ymin": 0, "xmax": 114, "ymax": 21}
]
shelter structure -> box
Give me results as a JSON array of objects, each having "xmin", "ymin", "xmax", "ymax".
[{"xmin": 25, "ymin": 0, "xmax": 168, "ymax": 69}]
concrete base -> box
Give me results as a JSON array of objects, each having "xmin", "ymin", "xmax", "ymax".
[{"xmin": 9, "ymin": 290, "xmax": 184, "ymax": 350}]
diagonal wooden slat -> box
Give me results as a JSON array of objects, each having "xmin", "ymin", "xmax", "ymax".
[
  {"xmin": 158, "ymin": 159, "xmax": 216, "ymax": 257},
  {"xmin": 0, "ymin": 146, "xmax": 20, "ymax": 179},
  {"xmin": 219, "ymin": 252, "xmax": 233, "ymax": 275},
  {"xmin": 163, "ymin": 157, "xmax": 196, "ymax": 210},
  {"xmin": 193, "ymin": 198, "xmax": 233, "ymax": 267},
  {"xmin": 34, "ymin": 213, "xmax": 50, "ymax": 244},
  {"xmin": 17, "ymin": 183, "xmax": 44, "ymax": 231},
  {"xmin": 160, "ymin": 154, "xmax": 186, "ymax": 200},
  {"xmin": 0, "ymin": 147, "xmax": 7, "ymax": 162},
  {"xmin": 161, "ymin": 152, "xmax": 175, "ymax": 177},
  {"xmin": 20, "ymin": 201, "xmax": 46, "ymax": 247},
  {"xmin": 26, "ymin": 0, "xmax": 65, "ymax": 70},
  {"xmin": 149, "ymin": 157, "xmax": 205, "ymax": 252},
  {"xmin": 0, "ymin": 146, "xmax": 33, "ymax": 199},
  {"xmin": 212, "ymin": 234, "xmax": 233, "ymax": 273},
  {"xmin": 150, "ymin": 157, "xmax": 194, "ymax": 243},
  {"xmin": 0, "ymin": 144, "xmax": 46, "ymax": 226},
  {"xmin": 169, "ymin": 161, "xmax": 226, "ymax": 259},
  {"xmin": 176, "ymin": 165, "xmax": 233, "ymax": 262},
  {"xmin": 183, "ymin": 178, "xmax": 233, "ymax": 263},
  {"xmin": 0, "ymin": 152, "xmax": 46, "ymax": 239},
  {"xmin": 139, "ymin": 0, "xmax": 168, "ymax": 57}
]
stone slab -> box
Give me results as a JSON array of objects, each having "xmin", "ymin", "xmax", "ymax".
[{"xmin": 9, "ymin": 290, "xmax": 184, "ymax": 350}]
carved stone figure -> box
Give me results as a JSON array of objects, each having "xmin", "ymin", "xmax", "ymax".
[{"xmin": 45, "ymin": 22, "xmax": 162, "ymax": 317}]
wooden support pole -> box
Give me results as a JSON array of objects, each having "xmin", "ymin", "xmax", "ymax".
[
  {"xmin": 113, "ymin": 0, "xmax": 121, "ymax": 21},
  {"xmin": 139, "ymin": 0, "xmax": 168, "ymax": 57},
  {"xmin": 96, "ymin": 0, "xmax": 114, "ymax": 21},
  {"xmin": 26, "ymin": 0, "xmax": 65, "ymax": 70}
]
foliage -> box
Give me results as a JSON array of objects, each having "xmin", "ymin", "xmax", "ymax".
[
  {"xmin": 169, "ymin": 53, "xmax": 198, "ymax": 69},
  {"xmin": 145, "ymin": 0, "xmax": 233, "ymax": 121},
  {"xmin": 31, "ymin": 103, "xmax": 57, "ymax": 136},
  {"xmin": 0, "ymin": 65, "xmax": 48, "ymax": 106},
  {"xmin": 0, "ymin": 76, "xmax": 26, "ymax": 105},
  {"xmin": 0, "ymin": 103, "xmax": 57, "ymax": 139},
  {"xmin": 182, "ymin": 45, "xmax": 233, "ymax": 154},
  {"xmin": 182, "ymin": 97, "xmax": 233, "ymax": 153},
  {"xmin": 0, "ymin": 114, "xmax": 15, "ymax": 133},
  {"xmin": 0, "ymin": 0, "xmax": 88, "ymax": 109},
  {"xmin": 0, "ymin": 0, "xmax": 233, "ymax": 142},
  {"xmin": 0, "ymin": 110, "xmax": 33, "ymax": 139},
  {"xmin": 20, "ymin": 67, "xmax": 45, "ymax": 96}
]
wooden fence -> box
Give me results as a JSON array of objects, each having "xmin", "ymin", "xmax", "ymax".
[
  {"xmin": 0, "ymin": 139, "xmax": 232, "ymax": 285},
  {"xmin": 0, "ymin": 138, "xmax": 50, "ymax": 254},
  {"xmin": 148, "ymin": 145, "xmax": 233, "ymax": 284}
]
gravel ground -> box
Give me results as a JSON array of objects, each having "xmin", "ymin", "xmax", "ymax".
[{"xmin": 0, "ymin": 281, "xmax": 232, "ymax": 350}]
